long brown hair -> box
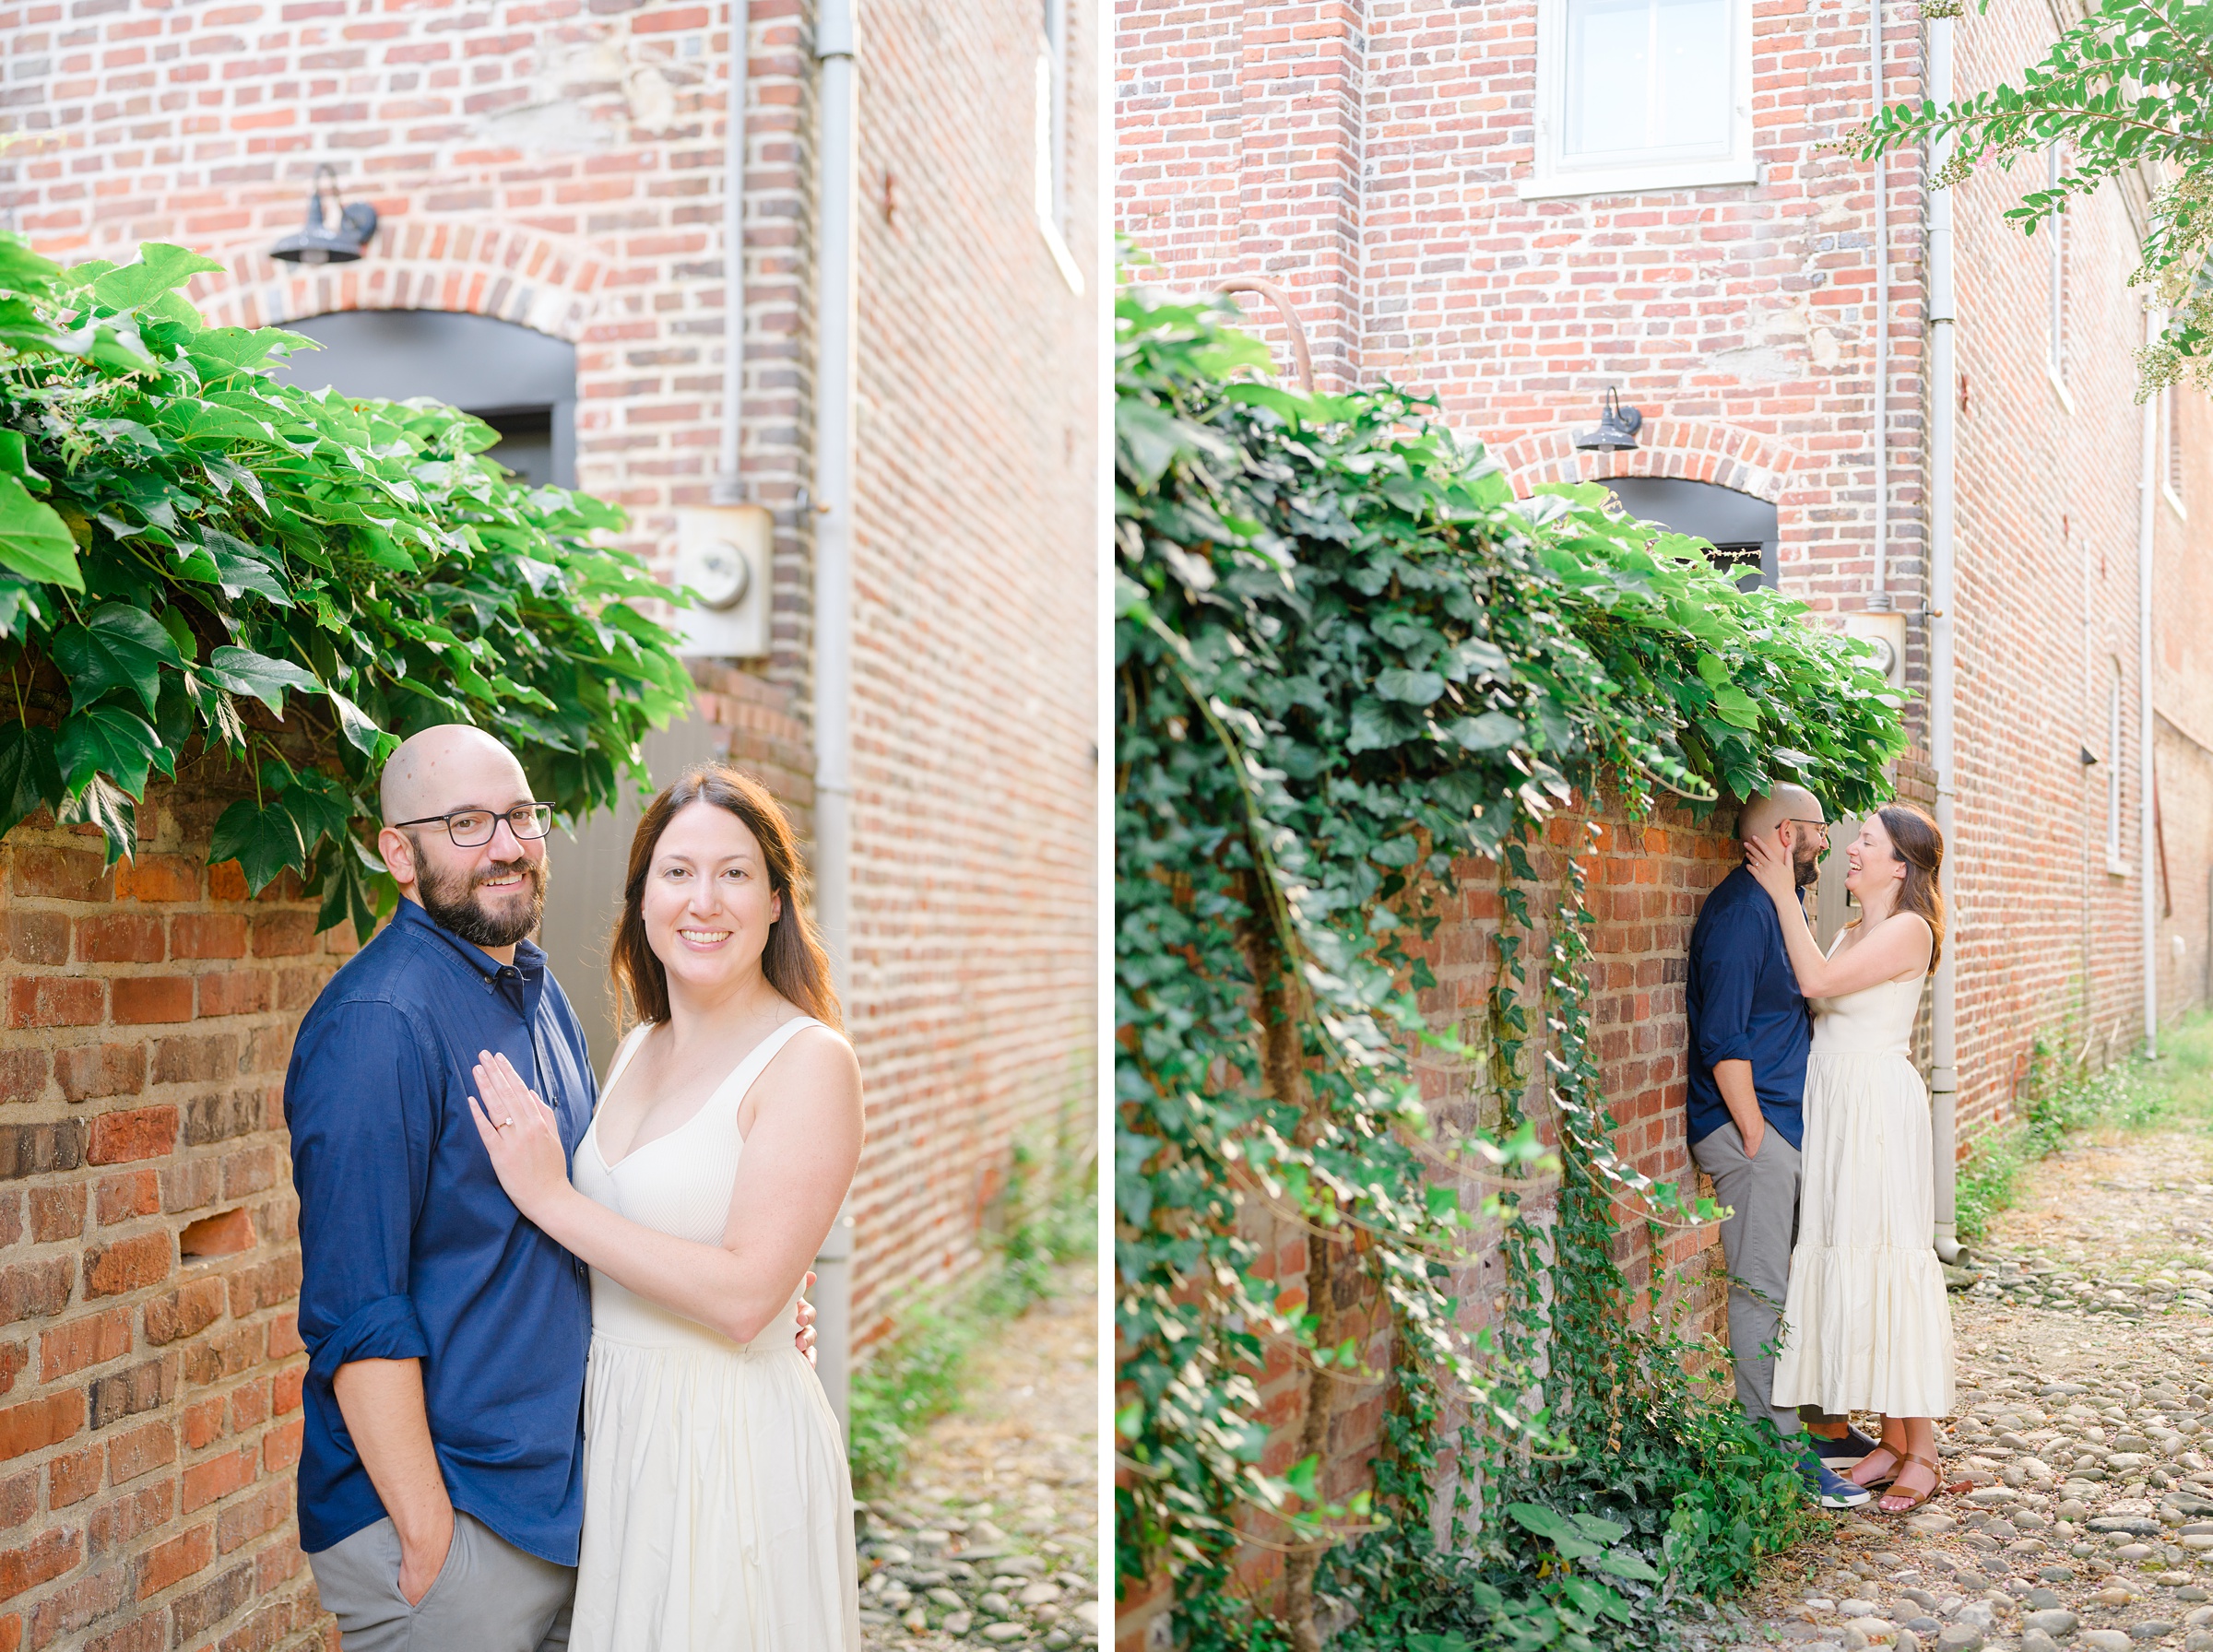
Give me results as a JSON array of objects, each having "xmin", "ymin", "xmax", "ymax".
[
  {"xmin": 1868, "ymin": 802, "xmax": 1946, "ymax": 974},
  {"xmin": 608, "ymin": 764, "xmax": 842, "ymax": 1030}
]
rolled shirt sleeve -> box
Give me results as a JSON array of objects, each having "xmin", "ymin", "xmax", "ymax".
[
  {"xmin": 288, "ymin": 1002, "xmax": 437, "ymax": 1394},
  {"xmin": 1690, "ymin": 903, "xmax": 1762, "ymax": 1072}
]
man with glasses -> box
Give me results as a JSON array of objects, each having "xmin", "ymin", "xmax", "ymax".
[
  {"xmin": 1685, "ymin": 784, "xmax": 1872, "ymax": 1508},
  {"xmin": 281, "ymin": 725, "xmax": 810, "ymax": 1649}
]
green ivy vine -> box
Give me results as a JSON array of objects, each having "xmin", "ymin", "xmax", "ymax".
[
  {"xmin": 1113, "ymin": 278, "xmax": 1905, "ymax": 1648},
  {"xmin": 0, "ymin": 234, "xmax": 692, "ymax": 932}
]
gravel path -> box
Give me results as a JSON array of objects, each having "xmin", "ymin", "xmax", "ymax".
[
  {"xmin": 1687, "ymin": 1118, "xmax": 2213, "ymax": 1652},
  {"xmin": 856, "ymin": 1273, "xmax": 1100, "ymax": 1652}
]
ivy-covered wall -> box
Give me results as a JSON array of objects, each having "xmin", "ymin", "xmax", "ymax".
[{"xmin": 1117, "ymin": 806, "xmax": 1743, "ymax": 1651}]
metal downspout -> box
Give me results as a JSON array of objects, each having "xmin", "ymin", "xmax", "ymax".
[
  {"xmin": 811, "ymin": 0, "xmax": 859, "ymax": 1435},
  {"xmin": 1869, "ymin": 0, "xmax": 1890, "ymax": 610},
  {"xmin": 1925, "ymin": 15, "xmax": 1963, "ymax": 1264},
  {"xmin": 2140, "ymin": 306, "xmax": 2161, "ymax": 1056},
  {"xmin": 714, "ymin": 0, "xmax": 750, "ymax": 505}
]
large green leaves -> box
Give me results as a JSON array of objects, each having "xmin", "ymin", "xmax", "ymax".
[
  {"xmin": 207, "ymin": 796, "xmax": 306, "ymax": 895},
  {"xmin": 0, "ymin": 723, "xmax": 62, "ymax": 839},
  {"xmin": 50, "ymin": 604, "xmax": 182, "ymax": 714},
  {"xmin": 56, "ymin": 703, "xmax": 166, "ymax": 796},
  {"xmin": 0, "ymin": 474, "xmax": 81, "ymax": 589},
  {"xmin": 0, "ymin": 229, "xmax": 690, "ymax": 905},
  {"xmin": 200, "ymin": 646, "xmax": 319, "ymax": 714},
  {"xmin": 88, "ymin": 244, "xmax": 225, "ymax": 313}
]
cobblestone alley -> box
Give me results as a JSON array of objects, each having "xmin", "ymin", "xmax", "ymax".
[
  {"xmin": 1691, "ymin": 1098, "xmax": 2213, "ymax": 1652},
  {"xmin": 857, "ymin": 1277, "xmax": 1099, "ymax": 1652}
]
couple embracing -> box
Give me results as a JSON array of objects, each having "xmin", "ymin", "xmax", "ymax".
[
  {"xmin": 283, "ymin": 724, "xmax": 865, "ymax": 1651},
  {"xmin": 1686, "ymin": 785, "xmax": 1955, "ymax": 1516}
]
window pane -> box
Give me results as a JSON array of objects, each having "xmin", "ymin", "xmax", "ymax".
[
  {"xmin": 1653, "ymin": 0, "xmax": 1731, "ymax": 149},
  {"xmin": 1563, "ymin": 0, "xmax": 1731, "ymax": 161},
  {"xmin": 1564, "ymin": 0, "xmax": 1651, "ymax": 157}
]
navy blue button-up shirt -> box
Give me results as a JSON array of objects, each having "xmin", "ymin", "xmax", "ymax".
[
  {"xmin": 1684, "ymin": 865, "xmax": 1813, "ymax": 1152},
  {"xmin": 284, "ymin": 896, "xmax": 595, "ymax": 1564}
]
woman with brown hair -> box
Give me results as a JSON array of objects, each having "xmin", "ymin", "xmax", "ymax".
[
  {"xmin": 1744, "ymin": 803, "xmax": 1953, "ymax": 1516},
  {"xmin": 466, "ymin": 764, "xmax": 864, "ymax": 1648}
]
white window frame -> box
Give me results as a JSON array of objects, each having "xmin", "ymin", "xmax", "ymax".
[
  {"xmin": 2046, "ymin": 144, "xmax": 2073, "ymax": 411},
  {"xmin": 1520, "ymin": 0, "xmax": 1757, "ymax": 202},
  {"xmin": 2106, "ymin": 658, "xmax": 2128, "ymax": 877},
  {"xmin": 2164, "ymin": 384, "xmax": 2188, "ymax": 520},
  {"xmin": 1035, "ymin": 0, "xmax": 1083, "ymax": 294}
]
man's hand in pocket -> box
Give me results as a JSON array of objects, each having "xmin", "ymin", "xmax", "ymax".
[{"xmin": 398, "ymin": 1506, "xmax": 455, "ymax": 1607}]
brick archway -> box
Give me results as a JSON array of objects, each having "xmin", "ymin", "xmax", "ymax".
[
  {"xmin": 1491, "ymin": 418, "xmax": 1796, "ymax": 504},
  {"xmin": 189, "ymin": 222, "xmax": 609, "ymax": 343}
]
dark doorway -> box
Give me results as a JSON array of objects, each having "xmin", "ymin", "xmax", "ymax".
[
  {"xmin": 276, "ymin": 310, "xmax": 577, "ymax": 489},
  {"xmin": 1600, "ymin": 476, "xmax": 1780, "ymax": 591}
]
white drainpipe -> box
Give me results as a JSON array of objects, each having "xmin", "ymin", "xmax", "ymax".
[
  {"xmin": 1925, "ymin": 15, "xmax": 1962, "ymax": 1263},
  {"xmin": 811, "ymin": 0, "xmax": 859, "ymax": 1435},
  {"xmin": 712, "ymin": 0, "xmax": 750, "ymax": 506},
  {"xmin": 2139, "ymin": 306, "xmax": 2160, "ymax": 1056},
  {"xmin": 1868, "ymin": 0, "xmax": 1890, "ymax": 610}
]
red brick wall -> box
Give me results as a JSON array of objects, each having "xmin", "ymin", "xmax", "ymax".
[
  {"xmin": 0, "ymin": 794, "xmax": 352, "ymax": 1652},
  {"xmin": 837, "ymin": 1, "xmax": 1101, "ymax": 1325},
  {"xmin": 1114, "ymin": 0, "xmax": 2213, "ymax": 1153},
  {"xmin": 1114, "ymin": 805, "xmax": 1738, "ymax": 1652}
]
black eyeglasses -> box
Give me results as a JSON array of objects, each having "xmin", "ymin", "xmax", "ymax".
[{"xmin": 389, "ymin": 804, "xmax": 555, "ymax": 847}]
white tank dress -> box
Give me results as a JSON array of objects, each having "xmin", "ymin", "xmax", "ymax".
[
  {"xmin": 1769, "ymin": 943, "xmax": 1957, "ymax": 1419},
  {"xmin": 569, "ymin": 1016, "xmax": 860, "ymax": 1652}
]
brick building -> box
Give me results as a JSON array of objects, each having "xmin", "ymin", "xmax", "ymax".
[
  {"xmin": 1116, "ymin": 0, "xmax": 2213, "ymax": 1639},
  {"xmin": 0, "ymin": 0, "xmax": 1099, "ymax": 1646}
]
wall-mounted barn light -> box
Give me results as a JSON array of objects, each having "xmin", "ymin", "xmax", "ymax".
[
  {"xmin": 270, "ymin": 165, "xmax": 378, "ymax": 265},
  {"xmin": 1572, "ymin": 388, "xmax": 1643, "ymax": 453}
]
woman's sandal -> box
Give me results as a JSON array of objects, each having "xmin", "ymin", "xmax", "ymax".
[
  {"xmin": 1849, "ymin": 1442, "xmax": 1907, "ymax": 1492},
  {"xmin": 1876, "ymin": 1452, "xmax": 1943, "ymax": 1515}
]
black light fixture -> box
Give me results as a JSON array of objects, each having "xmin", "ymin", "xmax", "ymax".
[
  {"xmin": 1572, "ymin": 387, "xmax": 1643, "ymax": 453},
  {"xmin": 270, "ymin": 165, "xmax": 378, "ymax": 266}
]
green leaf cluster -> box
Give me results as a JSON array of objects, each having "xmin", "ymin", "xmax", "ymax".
[
  {"xmin": 0, "ymin": 234, "xmax": 692, "ymax": 927},
  {"xmin": 1856, "ymin": 0, "xmax": 2213, "ymax": 399},
  {"xmin": 1114, "ymin": 277, "xmax": 1897, "ymax": 1646}
]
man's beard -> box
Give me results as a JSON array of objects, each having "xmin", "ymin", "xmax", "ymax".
[
  {"xmin": 415, "ymin": 848, "xmax": 549, "ymax": 949},
  {"xmin": 1793, "ymin": 850, "xmax": 1823, "ymax": 890}
]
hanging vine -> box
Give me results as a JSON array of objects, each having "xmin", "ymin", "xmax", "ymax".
[{"xmin": 1114, "ymin": 277, "xmax": 1904, "ymax": 1648}]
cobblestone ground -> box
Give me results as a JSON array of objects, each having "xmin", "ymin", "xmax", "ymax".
[
  {"xmin": 1686, "ymin": 1116, "xmax": 2213, "ymax": 1652},
  {"xmin": 857, "ymin": 1270, "xmax": 1100, "ymax": 1652}
]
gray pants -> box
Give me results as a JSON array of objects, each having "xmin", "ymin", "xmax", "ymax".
[
  {"xmin": 1690, "ymin": 1122, "xmax": 1836, "ymax": 1440},
  {"xmin": 308, "ymin": 1511, "xmax": 574, "ymax": 1652}
]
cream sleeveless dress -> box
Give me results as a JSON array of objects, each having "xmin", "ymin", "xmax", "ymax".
[
  {"xmin": 1769, "ymin": 935, "xmax": 1956, "ymax": 1419},
  {"xmin": 569, "ymin": 1017, "xmax": 860, "ymax": 1652}
]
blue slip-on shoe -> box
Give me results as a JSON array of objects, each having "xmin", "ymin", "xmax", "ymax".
[
  {"xmin": 1799, "ymin": 1453, "xmax": 1874, "ymax": 1509},
  {"xmin": 1809, "ymin": 1424, "xmax": 1882, "ymax": 1468}
]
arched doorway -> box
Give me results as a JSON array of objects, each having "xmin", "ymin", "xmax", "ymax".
[
  {"xmin": 276, "ymin": 309, "xmax": 577, "ymax": 488},
  {"xmin": 1600, "ymin": 475, "xmax": 1780, "ymax": 591}
]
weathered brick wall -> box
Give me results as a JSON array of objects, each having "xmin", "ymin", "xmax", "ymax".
[
  {"xmin": 837, "ymin": 0, "xmax": 1101, "ymax": 1324},
  {"xmin": 1938, "ymin": 0, "xmax": 2183, "ymax": 1139},
  {"xmin": 2156, "ymin": 382, "xmax": 2213, "ymax": 1030},
  {"xmin": 0, "ymin": 794, "xmax": 350, "ymax": 1652},
  {"xmin": 1113, "ymin": 0, "xmax": 2213, "ymax": 1154},
  {"xmin": 1114, "ymin": 805, "xmax": 1739, "ymax": 1652}
]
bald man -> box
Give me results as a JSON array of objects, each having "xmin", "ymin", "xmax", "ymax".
[
  {"xmin": 283, "ymin": 727, "xmax": 816, "ymax": 1650},
  {"xmin": 1686, "ymin": 785, "xmax": 1872, "ymax": 1508}
]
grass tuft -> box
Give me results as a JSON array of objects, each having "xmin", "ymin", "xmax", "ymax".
[
  {"xmin": 846, "ymin": 1139, "xmax": 1095, "ymax": 1495},
  {"xmin": 1954, "ymin": 1009, "xmax": 2213, "ymax": 1241}
]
